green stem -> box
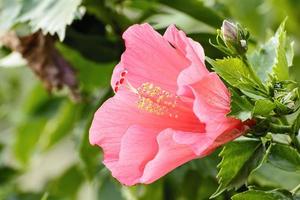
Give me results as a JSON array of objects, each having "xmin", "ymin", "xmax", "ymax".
[
  {"xmin": 269, "ymin": 123, "xmax": 292, "ymax": 133},
  {"xmin": 290, "ymin": 134, "xmax": 300, "ymax": 153},
  {"xmin": 241, "ymin": 55, "xmax": 269, "ymax": 96},
  {"xmin": 291, "ymin": 183, "xmax": 300, "ymax": 195},
  {"xmin": 279, "ymin": 116, "xmax": 289, "ymax": 125}
]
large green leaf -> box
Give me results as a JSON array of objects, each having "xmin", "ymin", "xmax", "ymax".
[
  {"xmin": 212, "ymin": 140, "xmax": 265, "ymax": 198},
  {"xmin": 79, "ymin": 89, "xmax": 113, "ymax": 179},
  {"xmin": 0, "ymin": 0, "xmax": 22, "ymax": 31},
  {"xmin": 56, "ymin": 43, "xmax": 114, "ymax": 92},
  {"xmin": 159, "ymin": 0, "xmax": 222, "ymax": 28},
  {"xmin": 0, "ymin": 0, "xmax": 83, "ymax": 40},
  {"xmin": 14, "ymin": 118, "xmax": 47, "ymax": 164},
  {"xmin": 97, "ymin": 173, "xmax": 124, "ymax": 200},
  {"xmin": 39, "ymin": 100, "xmax": 82, "ymax": 150},
  {"xmin": 125, "ymin": 181, "xmax": 164, "ymax": 200},
  {"xmin": 0, "ymin": 166, "xmax": 18, "ymax": 185},
  {"xmin": 232, "ymin": 189, "xmax": 294, "ymax": 200},
  {"xmin": 268, "ymin": 143, "xmax": 300, "ymax": 172},
  {"xmin": 47, "ymin": 165, "xmax": 84, "ymax": 198},
  {"xmin": 207, "ymin": 57, "xmax": 267, "ymax": 98},
  {"xmin": 252, "ymin": 99, "xmax": 276, "ymax": 117},
  {"xmin": 248, "ymin": 20, "xmax": 290, "ymax": 83},
  {"xmin": 249, "ymin": 163, "xmax": 300, "ymax": 192},
  {"xmin": 13, "ymin": 83, "xmax": 60, "ymax": 164}
]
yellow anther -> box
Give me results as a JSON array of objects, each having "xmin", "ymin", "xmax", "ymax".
[{"xmin": 135, "ymin": 82, "xmax": 179, "ymax": 118}]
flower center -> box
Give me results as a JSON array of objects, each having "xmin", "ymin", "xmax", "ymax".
[
  {"xmin": 136, "ymin": 82, "xmax": 179, "ymax": 118},
  {"xmin": 114, "ymin": 70, "xmax": 180, "ymax": 118}
]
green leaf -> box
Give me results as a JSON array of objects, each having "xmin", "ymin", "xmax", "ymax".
[
  {"xmin": 0, "ymin": 166, "xmax": 18, "ymax": 185},
  {"xmin": 56, "ymin": 43, "xmax": 114, "ymax": 92},
  {"xmin": 249, "ymin": 162, "xmax": 300, "ymax": 192},
  {"xmin": 292, "ymin": 112, "xmax": 300, "ymax": 134},
  {"xmin": 125, "ymin": 181, "xmax": 164, "ymax": 200},
  {"xmin": 248, "ymin": 20, "xmax": 290, "ymax": 83},
  {"xmin": 229, "ymin": 88, "xmax": 253, "ymax": 121},
  {"xmin": 39, "ymin": 100, "xmax": 82, "ymax": 150},
  {"xmin": 79, "ymin": 120, "xmax": 103, "ymax": 180},
  {"xmin": 252, "ymin": 99, "xmax": 276, "ymax": 117},
  {"xmin": 159, "ymin": 0, "xmax": 222, "ymax": 28},
  {"xmin": 0, "ymin": 143, "xmax": 3, "ymax": 154},
  {"xmin": 79, "ymin": 90, "xmax": 113, "ymax": 179},
  {"xmin": 207, "ymin": 57, "xmax": 266, "ymax": 98},
  {"xmin": 211, "ymin": 140, "xmax": 265, "ymax": 198},
  {"xmin": 40, "ymin": 193, "xmax": 49, "ymax": 200},
  {"xmin": 48, "ymin": 165, "xmax": 84, "ymax": 198},
  {"xmin": 0, "ymin": 0, "xmax": 22, "ymax": 31},
  {"xmin": 98, "ymin": 174, "xmax": 125, "ymax": 200},
  {"xmin": 268, "ymin": 143, "xmax": 300, "ymax": 172},
  {"xmin": 17, "ymin": 0, "xmax": 83, "ymax": 40},
  {"xmin": 232, "ymin": 189, "xmax": 294, "ymax": 200},
  {"xmin": 14, "ymin": 117, "xmax": 47, "ymax": 164}
]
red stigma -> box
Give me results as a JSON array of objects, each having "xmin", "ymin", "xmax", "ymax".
[
  {"xmin": 114, "ymin": 86, "xmax": 119, "ymax": 92},
  {"xmin": 121, "ymin": 71, "xmax": 127, "ymax": 77},
  {"xmin": 120, "ymin": 78, "xmax": 125, "ymax": 84}
]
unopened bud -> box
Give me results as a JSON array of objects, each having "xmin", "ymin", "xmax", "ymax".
[
  {"xmin": 220, "ymin": 20, "xmax": 249, "ymax": 55},
  {"xmin": 274, "ymin": 87, "xmax": 299, "ymax": 114}
]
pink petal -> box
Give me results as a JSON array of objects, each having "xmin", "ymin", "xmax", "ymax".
[
  {"xmin": 89, "ymin": 90, "xmax": 155, "ymax": 169},
  {"xmin": 189, "ymin": 73, "xmax": 231, "ymax": 123},
  {"xmin": 111, "ymin": 23, "xmax": 190, "ymax": 93},
  {"xmin": 172, "ymin": 72, "xmax": 245, "ymax": 155},
  {"xmin": 111, "ymin": 125, "xmax": 159, "ymax": 186},
  {"xmin": 172, "ymin": 118, "xmax": 244, "ymax": 156},
  {"xmin": 172, "ymin": 131, "xmax": 214, "ymax": 155},
  {"xmin": 140, "ymin": 128, "xmax": 198, "ymax": 184},
  {"xmin": 89, "ymin": 90, "xmax": 205, "ymax": 170},
  {"xmin": 163, "ymin": 25, "xmax": 209, "ymax": 95}
]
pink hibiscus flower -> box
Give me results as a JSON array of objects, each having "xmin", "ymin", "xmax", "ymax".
[{"xmin": 89, "ymin": 23, "xmax": 247, "ymax": 186}]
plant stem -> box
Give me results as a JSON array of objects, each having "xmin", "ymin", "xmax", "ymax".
[
  {"xmin": 291, "ymin": 183, "xmax": 300, "ymax": 195},
  {"xmin": 290, "ymin": 133, "xmax": 300, "ymax": 153},
  {"xmin": 269, "ymin": 123, "xmax": 292, "ymax": 133}
]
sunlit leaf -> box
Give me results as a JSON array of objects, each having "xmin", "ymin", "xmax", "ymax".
[
  {"xmin": 207, "ymin": 57, "xmax": 267, "ymax": 98},
  {"xmin": 212, "ymin": 140, "xmax": 265, "ymax": 198},
  {"xmin": 268, "ymin": 143, "xmax": 300, "ymax": 172},
  {"xmin": 248, "ymin": 20, "xmax": 290, "ymax": 83},
  {"xmin": 18, "ymin": 0, "xmax": 83, "ymax": 40},
  {"xmin": 232, "ymin": 189, "xmax": 294, "ymax": 200},
  {"xmin": 47, "ymin": 165, "xmax": 84, "ymax": 198},
  {"xmin": 0, "ymin": 0, "xmax": 21, "ymax": 32},
  {"xmin": 252, "ymin": 99, "xmax": 276, "ymax": 117}
]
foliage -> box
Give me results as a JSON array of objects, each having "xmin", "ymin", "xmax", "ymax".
[{"xmin": 0, "ymin": 0, "xmax": 300, "ymax": 200}]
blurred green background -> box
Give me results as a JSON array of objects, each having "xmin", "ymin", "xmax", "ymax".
[{"xmin": 0, "ymin": 0, "xmax": 300, "ymax": 199}]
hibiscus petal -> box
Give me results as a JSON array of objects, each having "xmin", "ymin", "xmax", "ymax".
[
  {"xmin": 89, "ymin": 90, "xmax": 204, "ymax": 168},
  {"xmin": 172, "ymin": 117, "xmax": 243, "ymax": 156},
  {"xmin": 111, "ymin": 125, "xmax": 159, "ymax": 186},
  {"xmin": 172, "ymin": 72, "xmax": 245, "ymax": 155},
  {"xmin": 140, "ymin": 128, "xmax": 197, "ymax": 184},
  {"xmin": 89, "ymin": 90, "xmax": 154, "ymax": 169},
  {"xmin": 163, "ymin": 25, "xmax": 209, "ymax": 95},
  {"xmin": 172, "ymin": 131, "xmax": 214, "ymax": 155},
  {"xmin": 111, "ymin": 23, "xmax": 189, "ymax": 93},
  {"xmin": 189, "ymin": 73, "xmax": 231, "ymax": 122}
]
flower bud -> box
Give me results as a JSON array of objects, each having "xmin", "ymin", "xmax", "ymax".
[
  {"xmin": 274, "ymin": 86, "xmax": 299, "ymax": 114},
  {"xmin": 220, "ymin": 20, "xmax": 249, "ymax": 55}
]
